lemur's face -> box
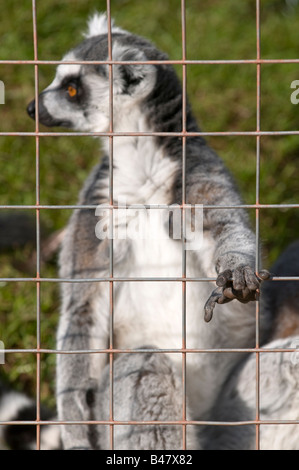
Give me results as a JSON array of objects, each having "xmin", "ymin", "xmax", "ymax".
[{"xmin": 27, "ymin": 15, "xmax": 158, "ymax": 132}]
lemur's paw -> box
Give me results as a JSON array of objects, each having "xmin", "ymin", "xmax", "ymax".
[{"xmin": 204, "ymin": 266, "xmax": 271, "ymax": 322}]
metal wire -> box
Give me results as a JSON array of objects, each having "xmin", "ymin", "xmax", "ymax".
[
  {"xmin": 106, "ymin": 0, "xmax": 115, "ymax": 450},
  {"xmin": 32, "ymin": 0, "xmax": 41, "ymax": 450},
  {"xmin": 0, "ymin": 276, "xmax": 297, "ymax": 283},
  {"xmin": 1, "ymin": 59, "xmax": 299, "ymax": 64},
  {"xmin": 2, "ymin": 347, "xmax": 299, "ymax": 355},
  {"xmin": 1, "ymin": 0, "xmax": 298, "ymax": 451},
  {"xmin": 1, "ymin": 203, "xmax": 299, "ymax": 209},
  {"xmin": 181, "ymin": 0, "xmax": 187, "ymax": 450},
  {"xmin": 255, "ymin": 0, "xmax": 261, "ymax": 449},
  {"xmin": 0, "ymin": 418, "xmax": 298, "ymax": 427},
  {"xmin": 1, "ymin": 130, "xmax": 299, "ymax": 136}
]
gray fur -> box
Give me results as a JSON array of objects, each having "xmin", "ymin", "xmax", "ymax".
[
  {"xmin": 97, "ymin": 351, "xmax": 198, "ymax": 450},
  {"xmin": 202, "ymin": 336, "xmax": 299, "ymax": 450}
]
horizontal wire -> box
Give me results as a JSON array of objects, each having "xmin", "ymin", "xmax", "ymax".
[
  {"xmin": 0, "ymin": 204, "xmax": 298, "ymax": 210},
  {"xmin": 1, "ymin": 131, "xmax": 299, "ymax": 137},
  {"xmin": 1, "ymin": 59, "xmax": 299, "ymax": 65},
  {"xmin": 0, "ymin": 419, "xmax": 298, "ymax": 426},
  {"xmin": 0, "ymin": 276, "xmax": 298, "ymax": 283},
  {"xmin": 2, "ymin": 347, "xmax": 298, "ymax": 355}
]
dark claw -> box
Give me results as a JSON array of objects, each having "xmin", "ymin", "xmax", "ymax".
[{"xmin": 258, "ymin": 270, "xmax": 271, "ymax": 281}]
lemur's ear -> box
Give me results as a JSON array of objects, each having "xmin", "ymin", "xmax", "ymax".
[
  {"xmin": 84, "ymin": 12, "xmax": 126, "ymax": 38},
  {"xmin": 112, "ymin": 43, "xmax": 156, "ymax": 96}
]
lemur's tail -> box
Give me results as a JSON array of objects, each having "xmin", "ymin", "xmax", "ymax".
[
  {"xmin": 0, "ymin": 381, "xmax": 61, "ymax": 450},
  {"xmin": 262, "ymin": 240, "xmax": 299, "ymax": 342}
]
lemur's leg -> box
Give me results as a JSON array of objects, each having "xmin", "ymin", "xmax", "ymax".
[
  {"xmin": 97, "ymin": 351, "xmax": 199, "ymax": 450},
  {"xmin": 56, "ymin": 282, "xmax": 110, "ymax": 450}
]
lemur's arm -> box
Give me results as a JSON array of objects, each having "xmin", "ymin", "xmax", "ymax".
[{"xmin": 186, "ymin": 145, "xmax": 270, "ymax": 322}]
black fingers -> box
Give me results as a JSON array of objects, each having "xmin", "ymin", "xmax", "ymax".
[{"xmin": 204, "ymin": 267, "xmax": 271, "ymax": 322}]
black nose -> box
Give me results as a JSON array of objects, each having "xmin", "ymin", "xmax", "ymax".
[
  {"xmin": 26, "ymin": 95, "xmax": 72, "ymax": 128},
  {"xmin": 27, "ymin": 99, "xmax": 36, "ymax": 119}
]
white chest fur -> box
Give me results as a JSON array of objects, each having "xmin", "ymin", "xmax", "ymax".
[{"xmin": 96, "ymin": 131, "xmax": 255, "ymax": 419}]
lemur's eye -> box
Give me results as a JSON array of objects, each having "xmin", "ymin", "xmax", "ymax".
[{"xmin": 67, "ymin": 85, "xmax": 77, "ymax": 98}]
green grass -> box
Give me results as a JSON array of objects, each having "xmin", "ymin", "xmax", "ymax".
[{"xmin": 0, "ymin": 0, "xmax": 299, "ymax": 404}]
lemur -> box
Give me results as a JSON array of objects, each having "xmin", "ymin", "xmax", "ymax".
[{"xmin": 25, "ymin": 13, "xmax": 299, "ymax": 450}]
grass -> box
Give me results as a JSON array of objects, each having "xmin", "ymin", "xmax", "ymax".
[{"xmin": 0, "ymin": 0, "xmax": 299, "ymax": 404}]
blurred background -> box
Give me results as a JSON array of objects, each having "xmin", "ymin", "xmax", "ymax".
[{"xmin": 0, "ymin": 0, "xmax": 298, "ymax": 408}]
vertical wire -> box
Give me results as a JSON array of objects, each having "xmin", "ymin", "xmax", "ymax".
[
  {"xmin": 32, "ymin": 0, "xmax": 41, "ymax": 450},
  {"xmin": 181, "ymin": 0, "xmax": 187, "ymax": 450},
  {"xmin": 106, "ymin": 0, "xmax": 114, "ymax": 450},
  {"xmin": 255, "ymin": 0, "xmax": 261, "ymax": 451}
]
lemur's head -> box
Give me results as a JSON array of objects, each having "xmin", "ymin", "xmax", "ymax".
[{"xmin": 27, "ymin": 13, "xmax": 168, "ymax": 132}]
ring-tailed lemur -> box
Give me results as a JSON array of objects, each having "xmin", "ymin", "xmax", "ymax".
[{"xmin": 26, "ymin": 13, "xmax": 295, "ymax": 450}]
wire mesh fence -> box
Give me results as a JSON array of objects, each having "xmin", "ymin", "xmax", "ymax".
[{"xmin": 0, "ymin": 0, "xmax": 299, "ymax": 451}]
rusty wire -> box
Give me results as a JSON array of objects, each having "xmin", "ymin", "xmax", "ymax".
[{"xmin": 0, "ymin": 0, "xmax": 299, "ymax": 452}]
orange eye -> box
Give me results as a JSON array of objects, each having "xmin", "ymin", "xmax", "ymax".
[{"xmin": 68, "ymin": 85, "xmax": 77, "ymax": 98}]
